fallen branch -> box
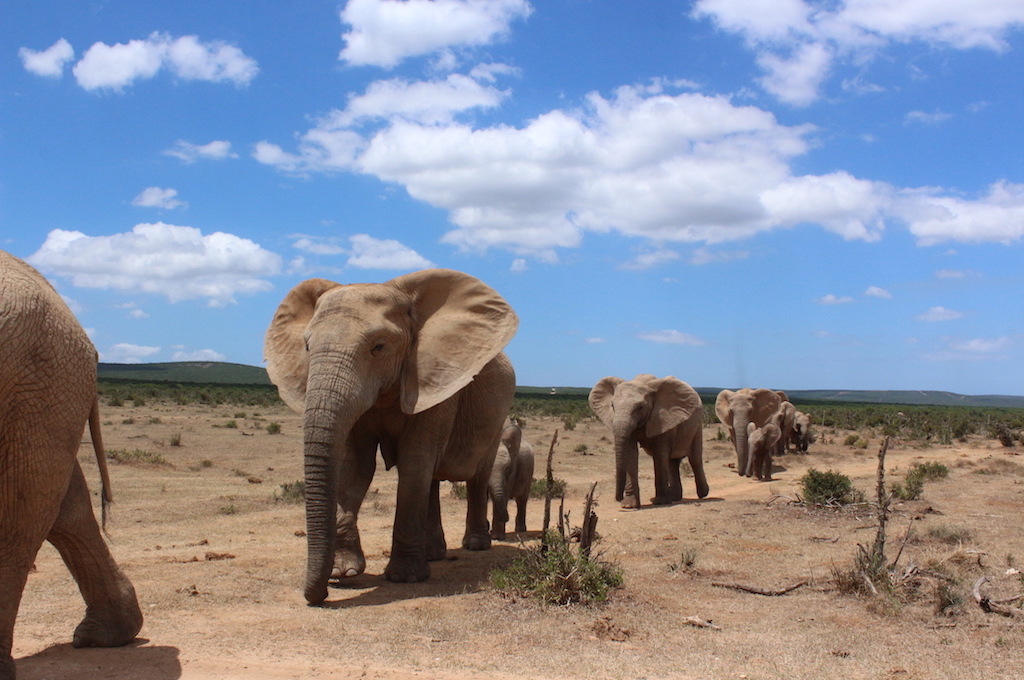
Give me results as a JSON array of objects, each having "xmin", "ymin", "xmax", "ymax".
[
  {"xmin": 973, "ymin": 577, "xmax": 1024, "ymax": 618},
  {"xmin": 682, "ymin": 616, "xmax": 721, "ymax": 630},
  {"xmin": 711, "ymin": 580, "xmax": 808, "ymax": 596}
]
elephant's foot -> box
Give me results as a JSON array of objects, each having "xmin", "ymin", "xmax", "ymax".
[
  {"xmin": 1, "ymin": 654, "xmax": 14, "ymax": 680},
  {"xmin": 384, "ymin": 555, "xmax": 431, "ymax": 583},
  {"xmin": 462, "ymin": 529, "xmax": 491, "ymax": 551},
  {"xmin": 72, "ymin": 601, "xmax": 143, "ymax": 649},
  {"xmin": 650, "ymin": 495, "xmax": 673, "ymax": 506},
  {"xmin": 490, "ymin": 524, "xmax": 507, "ymax": 541},
  {"xmin": 514, "ymin": 521, "xmax": 527, "ymax": 533},
  {"xmin": 696, "ymin": 481, "xmax": 710, "ymax": 499},
  {"xmin": 426, "ymin": 533, "xmax": 447, "ymax": 562},
  {"xmin": 620, "ymin": 496, "xmax": 640, "ymax": 509},
  {"xmin": 331, "ymin": 546, "xmax": 366, "ymax": 580}
]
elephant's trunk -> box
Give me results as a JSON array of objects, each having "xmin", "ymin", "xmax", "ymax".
[
  {"xmin": 613, "ymin": 423, "xmax": 640, "ymax": 506},
  {"xmin": 301, "ymin": 357, "xmax": 370, "ymax": 605},
  {"xmin": 734, "ymin": 411, "xmax": 752, "ymax": 476}
]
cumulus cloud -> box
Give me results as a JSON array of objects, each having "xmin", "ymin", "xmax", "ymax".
[
  {"xmin": 897, "ymin": 181, "xmax": 1024, "ymax": 245},
  {"xmin": 693, "ymin": 0, "xmax": 1024, "ymax": 104},
  {"xmin": 102, "ymin": 343, "xmax": 161, "ymax": 363},
  {"xmin": 19, "ymin": 38, "xmax": 74, "ymax": 77},
  {"xmin": 947, "ymin": 337, "xmax": 1012, "ymax": 353},
  {"xmin": 27, "ymin": 223, "xmax": 281, "ymax": 305},
  {"xmin": 132, "ymin": 187, "xmax": 187, "ymax": 210},
  {"xmin": 346, "ymin": 234, "xmax": 433, "ymax": 269},
  {"xmin": 815, "ymin": 294, "xmax": 854, "ymax": 305},
  {"xmin": 331, "ymin": 73, "xmax": 508, "ymax": 126},
  {"xmin": 637, "ymin": 330, "xmax": 707, "ymax": 346},
  {"xmin": 865, "ymin": 285, "xmax": 891, "ymax": 298},
  {"xmin": 172, "ymin": 348, "xmax": 228, "ymax": 361},
  {"xmin": 620, "ymin": 249, "xmax": 681, "ymax": 271},
  {"xmin": 916, "ymin": 306, "xmax": 962, "ymax": 322},
  {"xmin": 904, "ymin": 110, "xmax": 953, "ymax": 125},
  {"xmin": 69, "ymin": 32, "xmax": 257, "ymax": 92},
  {"xmin": 689, "ymin": 247, "xmax": 750, "ymax": 265},
  {"xmin": 339, "ymin": 0, "xmax": 533, "ymax": 68},
  {"xmin": 164, "ymin": 140, "xmax": 237, "ymax": 163}
]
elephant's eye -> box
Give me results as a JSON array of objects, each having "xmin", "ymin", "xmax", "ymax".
[{"xmin": 371, "ymin": 342, "xmax": 386, "ymax": 356}]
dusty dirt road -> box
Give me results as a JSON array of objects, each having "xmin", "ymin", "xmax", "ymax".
[{"xmin": 12, "ymin": 403, "xmax": 1024, "ymax": 679}]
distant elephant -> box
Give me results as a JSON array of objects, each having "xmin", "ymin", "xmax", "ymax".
[
  {"xmin": 774, "ymin": 401, "xmax": 797, "ymax": 457},
  {"xmin": 264, "ymin": 269, "xmax": 518, "ymax": 604},
  {"xmin": 715, "ymin": 388, "xmax": 783, "ymax": 477},
  {"xmin": 488, "ymin": 421, "xmax": 534, "ymax": 540},
  {"xmin": 1, "ymin": 251, "xmax": 143, "ymax": 679},
  {"xmin": 791, "ymin": 411, "xmax": 812, "ymax": 452},
  {"xmin": 589, "ymin": 375, "xmax": 708, "ymax": 509},
  {"xmin": 747, "ymin": 420, "xmax": 782, "ymax": 480}
]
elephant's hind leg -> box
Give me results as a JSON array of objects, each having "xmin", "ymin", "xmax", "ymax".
[
  {"xmin": 0, "ymin": 545, "xmax": 36, "ymax": 680},
  {"xmin": 46, "ymin": 463, "xmax": 142, "ymax": 649}
]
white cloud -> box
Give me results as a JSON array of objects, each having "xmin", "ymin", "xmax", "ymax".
[
  {"xmin": 71, "ymin": 33, "xmax": 257, "ymax": 92},
  {"xmin": 585, "ymin": 337, "xmax": 607, "ymax": 344},
  {"xmin": 27, "ymin": 223, "xmax": 281, "ymax": 305},
  {"xmin": 947, "ymin": 337, "xmax": 1012, "ymax": 353},
  {"xmin": 172, "ymin": 348, "xmax": 228, "ymax": 361},
  {"xmin": 339, "ymin": 0, "xmax": 533, "ymax": 68},
  {"xmin": 164, "ymin": 140, "xmax": 237, "ymax": 163},
  {"xmin": 898, "ymin": 181, "xmax": 1024, "ymax": 245},
  {"xmin": 904, "ymin": 110, "xmax": 953, "ymax": 125},
  {"xmin": 865, "ymin": 285, "xmax": 891, "ymax": 298},
  {"xmin": 935, "ymin": 269, "xmax": 966, "ymax": 278},
  {"xmin": 916, "ymin": 306, "xmax": 962, "ymax": 322},
  {"xmin": 332, "ymin": 73, "xmax": 508, "ymax": 126},
  {"xmin": 620, "ymin": 249, "xmax": 680, "ymax": 271},
  {"xmin": 19, "ymin": 38, "xmax": 74, "ymax": 77},
  {"xmin": 815, "ymin": 294, "xmax": 854, "ymax": 305},
  {"xmin": 128, "ymin": 308, "xmax": 149, "ymax": 319},
  {"xmin": 102, "ymin": 343, "xmax": 161, "ymax": 363},
  {"xmin": 693, "ymin": 0, "xmax": 1024, "ymax": 104},
  {"xmin": 132, "ymin": 187, "xmax": 187, "ymax": 210},
  {"xmin": 510, "ymin": 258, "xmax": 528, "ymax": 273},
  {"xmin": 637, "ymin": 330, "xmax": 707, "ymax": 346},
  {"xmin": 689, "ymin": 247, "xmax": 750, "ymax": 265},
  {"xmin": 346, "ymin": 234, "xmax": 433, "ymax": 270},
  {"xmin": 292, "ymin": 237, "xmax": 349, "ymax": 256}
]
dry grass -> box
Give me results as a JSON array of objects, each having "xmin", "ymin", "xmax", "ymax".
[{"xmin": 12, "ymin": 406, "xmax": 1024, "ymax": 679}]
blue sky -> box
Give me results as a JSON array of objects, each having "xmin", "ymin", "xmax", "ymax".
[{"xmin": 3, "ymin": 1, "xmax": 1023, "ymax": 395}]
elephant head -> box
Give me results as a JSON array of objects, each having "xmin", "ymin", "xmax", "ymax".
[
  {"xmin": 715, "ymin": 388, "xmax": 782, "ymax": 477},
  {"xmin": 775, "ymin": 401, "xmax": 797, "ymax": 455},
  {"xmin": 589, "ymin": 374, "xmax": 705, "ymax": 508},
  {"xmin": 264, "ymin": 269, "xmax": 518, "ymax": 602},
  {"xmin": 793, "ymin": 411, "xmax": 812, "ymax": 452}
]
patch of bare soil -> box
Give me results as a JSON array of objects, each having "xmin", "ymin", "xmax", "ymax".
[{"xmin": 13, "ymin": 405, "xmax": 1024, "ymax": 679}]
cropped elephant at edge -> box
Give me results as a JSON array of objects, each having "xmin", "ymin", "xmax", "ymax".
[
  {"xmin": 774, "ymin": 401, "xmax": 797, "ymax": 458},
  {"xmin": 589, "ymin": 374, "xmax": 709, "ymax": 509},
  {"xmin": 488, "ymin": 420, "xmax": 534, "ymax": 540},
  {"xmin": 264, "ymin": 268, "xmax": 518, "ymax": 604},
  {"xmin": 715, "ymin": 388, "xmax": 783, "ymax": 477},
  {"xmin": 1, "ymin": 251, "xmax": 142, "ymax": 680}
]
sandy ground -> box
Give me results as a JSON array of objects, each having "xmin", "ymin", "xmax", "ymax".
[{"xmin": 12, "ymin": 402, "xmax": 1024, "ymax": 679}]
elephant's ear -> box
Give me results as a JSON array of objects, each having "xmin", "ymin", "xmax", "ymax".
[
  {"xmin": 647, "ymin": 377, "xmax": 701, "ymax": 438},
  {"xmin": 264, "ymin": 278, "xmax": 342, "ymax": 414},
  {"xmin": 589, "ymin": 377, "xmax": 624, "ymax": 428},
  {"xmin": 751, "ymin": 388, "xmax": 783, "ymax": 426},
  {"xmin": 392, "ymin": 269, "xmax": 518, "ymax": 415},
  {"xmin": 715, "ymin": 390, "xmax": 735, "ymax": 425}
]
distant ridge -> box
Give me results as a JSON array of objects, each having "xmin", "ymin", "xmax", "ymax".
[{"xmin": 96, "ymin": 363, "xmax": 1024, "ymax": 408}]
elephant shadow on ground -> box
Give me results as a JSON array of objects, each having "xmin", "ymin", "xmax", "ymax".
[
  {"xmin": 17, "ymin": 640, "xmax": 181, "ymax": 680},
  {"xmin": 622, "ymin": 496, "xmax": 726, "ymax": 511},
  {"xmin": 321, "ymin": 544, "xmax": 527, "ymax": 609}
]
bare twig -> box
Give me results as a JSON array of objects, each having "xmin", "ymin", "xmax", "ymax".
[
  {"xmin": 711, "ymin": 580, "xmax": 808, "ymax": 596},
  {"xmin": 682, "ymin": 616, "xmax": 722, "ymax": 630},
  {"xmin": 580, "ymin": 482, "xmax": 599, "ymax": 557},
  {"xmin": 542, "ymin": 430, "xmax": 558, "ymax": 550},
  {"xmin": 973, "ymin": 577, "xmax": 1024, "ymax": 618},
  {"xmin": 889, "ymin": 517, "xmax": 915, "ymax": 570}
]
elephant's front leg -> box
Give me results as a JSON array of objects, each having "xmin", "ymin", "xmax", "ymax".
[
  {"xmin": 647, "ymin": 441, "xmax": 676, "ymax": 505},
  {"xmin": 333, "ymin": 440, "xmax": 376, "ymax": 579},
  {"xmin": 47, "ymin": 463, "xmax": 143, "ymax": 649},
  {"xmin": 461, "ymin": 471, "xmax": 492, "ymax": 551},
  {"xmin": 426, "ymin": 480, "xmax": 447, "ymax": 561},
  {"xmin": 385, "ymin": 462, "xmax": 435, "ymax": 583}
]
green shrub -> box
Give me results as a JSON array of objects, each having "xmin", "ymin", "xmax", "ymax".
[
  {"xmin": 928, "ymin": 524, "xmax": 971, "ymax": 545},
  {"xmin": 801, "ymin": 468, "xmax": 863, "ymax": 506},
  {"xmin": 276, "ymin": 480, "xmax": 305, "ymax": 504},
  {"xmin": 529, "ymin": 477, "xmax": 568, "ymax": 499},
  {"xmin": 561, "ymin": 414, "xmax": 578, "ymax": 431},
  {"xmin": 891, "ymin": 461, "xmax": 949, "ymax": 501},
  {"xmin": 169, "ymin": 431, "xmax": 182, "ymax": 447},
  {"xmin": 573, "ymin": 443, "xmax": 589, "ymax": 453},
  {"xmin": 490, "ymin": 531, "xmax": 622, "ymax": 605},
  {"xmin": 234, "ymin": 412, "xmax": 247, "ymax": 419},
  {"xmin": 843, "ymin": 434, "xmax": 861, "ymax": 447},
  {"xmin": 449, "ymin": 481, "xmax": 467, "ymax": 500},
  {"xmin": 266, "ymin": 422, "xmax": 282, "ymax": 434},
  {"xmin": 224, "ymin": 420, "xmax": 238, "ymax": 429}
]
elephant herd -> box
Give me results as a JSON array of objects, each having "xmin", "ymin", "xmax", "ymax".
[{"xmin": 0, "ymin": 256, "xmax": 811, "ymax": 679}]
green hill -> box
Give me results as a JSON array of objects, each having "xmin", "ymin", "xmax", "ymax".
[{"xmin": 98, "ymin": 362, "xmax": 272, "ymax": 385}]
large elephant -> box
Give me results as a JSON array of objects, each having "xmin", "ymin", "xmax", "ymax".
[
  {"xmin": 1, "ymin": 251, "xmax": 142, "ymax": 680},
  {"xmin": 791, "ymin": 411, "xmax": 812, "ymax": 452},
  {"xmin": 715, "ymin": 388, "xmax": 783, "ymax": 477},
  {"xmin": 488, "ymin": 420, "xmax": 534, "ymax": 540},
  {"xmin": 589, "ymin": 375, "xmax": 709, "ymax": 509},
  {"xmin": 264, "ymin": 269, "xmax": 518, "ymax": 604}
]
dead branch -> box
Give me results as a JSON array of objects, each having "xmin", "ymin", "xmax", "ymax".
[
  {"xmin": 889, "ymin": 517, "xmax": 916, "ymax": 570},
  {"xmin": 711, "ymin": 580, "xmax": 808, "ymax": 596},
  {"xmin": 682, "ymin": 616, "xmax": 722, "ymax": 630},
  {"xmin": 973, "ymin": 577, "xmax": 1024, "ymax": 618},
  {"xmin": 580, "ymin": 482, "xmax": 599, "ymax": 557},
  {"xmin": 766, "ymin": 494, "xmax": 802, "ymax": 506},
  {"xmin": 542, "ymin": 429, "xmax": 559, "ymax": 548}
]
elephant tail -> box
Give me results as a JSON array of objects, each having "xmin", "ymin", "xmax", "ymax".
[{"xmin": 89, "ymin": 395, "xmax": 114, "ymax": 530}]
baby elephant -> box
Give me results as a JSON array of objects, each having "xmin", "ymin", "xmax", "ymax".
[
  {"xmin": 488, "ymin": 421, "xmax": 534, "ymax": 540},
  {"xmin": 746, "ymin": 420, "xmax": 782, "ymax": 481}
]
